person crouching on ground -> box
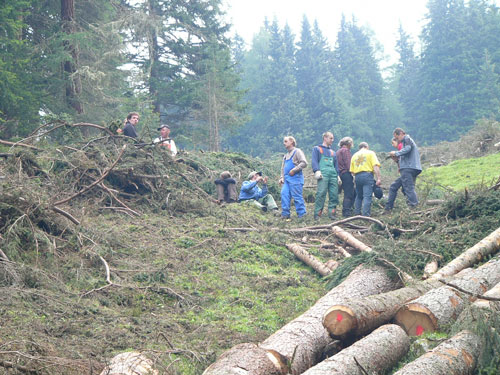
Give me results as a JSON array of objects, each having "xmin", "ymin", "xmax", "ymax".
[
  {"xmin": 312, "ymin": 132, "xmax": 339, "ymax": 220},
  {"xmin": 337, "ymin": 136, "xmax": 355, "ymax": 217},
  {"xmin": 153, "ymin": 124, "xmax": 177, "ymax": 156},
  {"xmin": 214, "ymin": 171, "xmax": 237, "ymax": 204},
  {"xmin": 279, "ymin": 136, "xmax": 307, "ymax": 220},
  {"xmin": 350, "ymin": 142, "xmax": 381, "ymax": 217},
  {"xmin": 238, "ymin": 171, "xmax": 279, "ymax": 214}
]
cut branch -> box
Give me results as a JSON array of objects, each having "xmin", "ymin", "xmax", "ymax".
[{"xmin": 286, "ymin": 243, "xmax": 334, "ymax": 276}]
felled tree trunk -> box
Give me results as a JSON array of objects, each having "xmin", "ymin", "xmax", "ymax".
[
  {"xmin": 393, "ymin": 330, "xmax": 481, "ymax": 375},
  {"xmin": 301, "ymin": 324, "xmax": 409, "ymax": 375},
  {"xmin": 203, "ymin": 265, "xmax": 398, "ymax": 375},
  {"xmin": 99, "ymin": 352, "xmax": 158, "ymax": 375},
  {"xmin": 286, "ymin": 243, "xmax": 335, "ymax": 276},
  {"xmin": 331, "ymin": 226, "xmax": 372, "ymax": 252},
  {"xmin": 472, "ymin": 280, "xmax": 500, "ymax": 309},
  {"xmin": 456, "ymin": 281, "xmax": 500, "ymax": 327},
  {"xmin": 260, "ymin": 265, "xmax": 398, "ymax": 375},
  {"xmin": 395, "ymin": 257, "xmax": 500, "ymax": 336},
  {"xmin": 423, "ymin": 259, "xmax": 438, "ymax": 279},
  {"xmin": 430, "ymin": 226, "xmax": 500, "ymax": 280},
  {"xmin": 323, "ymin": 279, "xmax": 443, "ymax": 339},
  {"xmin": 202, "ymin": 343, "xmax": 287, "ymax": 375}
]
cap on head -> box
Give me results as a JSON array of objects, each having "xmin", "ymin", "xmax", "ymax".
[
  {"xmin": 157, "ymin": 124, "xmax": 170, "ymax": 131},
  {"xmin": 248, "ymin": 171, "xmax": 262, "ymax": 180}
]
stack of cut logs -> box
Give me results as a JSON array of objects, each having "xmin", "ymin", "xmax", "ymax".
[{"xmin": 201, "ymin": 226, "xmax": 500, "ymax": 375}]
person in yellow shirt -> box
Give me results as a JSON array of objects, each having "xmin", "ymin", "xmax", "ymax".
[{"xmin": 349, "ymin": 142, "xmax": 381, "ymax": 216}]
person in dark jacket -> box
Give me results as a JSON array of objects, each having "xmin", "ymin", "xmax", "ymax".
[
  {"xmin": 336, "ymin": 136, "xmax": 355, "ymax": 217},
  {"xmin": 214, "ymin": 171, "xmax": 237, "ymax": 204},
  {"xmin": 121, "ymin": 112, "xmax": 139, "ymax": 138},
  {"xmin": 384, "ymin": 128, "xmax": 422, "ymax": 212},
  {"xmin": 312, "ymin": 132, "xmax": 339, "ymax": 220}
]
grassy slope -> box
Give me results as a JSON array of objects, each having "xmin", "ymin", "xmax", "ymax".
[{"xmin": 1, "ymin": 134, "xmax": 500, "ymax": 374}]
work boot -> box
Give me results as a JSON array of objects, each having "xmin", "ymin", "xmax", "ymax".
[{"xmin": 328, "ymin": 209, "xmax": 336, "ymax": 220}]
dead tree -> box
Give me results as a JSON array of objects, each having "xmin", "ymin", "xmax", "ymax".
[
  {"xmin": 395, "ymin": 257, "xmax": 500, "ymax": 336},
  {"xmin": 301, "ymin": 325, "xmax": 409, "ymax": 375},
  {"xmin": 393, "ymin": 331, "xmax": 481, "ymax": 375},
  {"xmin": 203, "ymin": 266, "xmax": 398, "ymax": 375},
  {"xmin": 430, "ymin": 226, "xmax": 500, "ymax": 280}
]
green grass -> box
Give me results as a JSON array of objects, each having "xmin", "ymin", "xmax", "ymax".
[{"xmin": 421, "ymin": 153, "xmax": 500, "ymax": 191}]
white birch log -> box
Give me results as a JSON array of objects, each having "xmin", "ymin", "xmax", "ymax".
[
  {"xmin": 301, "ymin": 324, "xmax": 409, "ymax": 375},
  {"xmin": 393, "ymin": 330, "xmax": 481, "ymax": 375},
  {"xmin": 331, "ymin": 226, "xmax": 373, "ymax": 252},
  {"xmin": 286, "ymin": 243, "xmax": 333, "ymax": 276},
  {"xmin": 430, "ymin": 226, "xmax": 500, "ymax": 280}
]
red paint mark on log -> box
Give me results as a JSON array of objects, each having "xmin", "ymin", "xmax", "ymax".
[
  {"xmin": 416, "ymin": 325, "xmax": 424, "ymax": 336},
  {"xmin": 336, "ymin": 313, "xmax": 343, "ymax": 322}
]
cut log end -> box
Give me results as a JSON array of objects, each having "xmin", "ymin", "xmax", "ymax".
[
  {"xmin": 394, "ymin": 304, "xmax": 437, "ymax": 336},
  {"xmin": 323, "ymin": 305, "xmax": 357, "ymax": 338}
]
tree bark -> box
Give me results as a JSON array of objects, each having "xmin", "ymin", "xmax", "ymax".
[
  {"xmin": 331, "ymin": 226, "xmax": 373, "ymax": 252},
  {"xmin": 393, "ymin": 331, "xmax": 481, "ymax": 375},
  {"xmin": 323, "ymin": 279, "xmax": 443, "ymax": 339},
  {"xmin": 430, "ymin": 226, "xmax": 500, "ymax": 280},
  {"xmin": 301, "ymin": 324, "xmax": 409, "ymax": 375},
  {"xmin": 423, "ymin": 259, "xmax": 438, "ymax": 279},
  {"xmin": 203, "ymin": 265, "xmax": 398, "ymax": 375},
  {"xmin": 395, "ymin": 257, "xmax": 500, "ymax": 336},
  {"xmin": 260, "ymin": 265, "xmax": 398, "ymax": 375},
  {"xmin": 100, "ymin": 352, "xmax": 158, "ymax": 375},
  {"xmin": 286, "ymin": 243, "xmax": 334, "ymax": 276}
]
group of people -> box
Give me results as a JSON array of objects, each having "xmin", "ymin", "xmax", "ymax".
[
  {"xmin": 118, "ymin": 112, "xmax": 421, "ymax": 218},
  {"xmin": 217, "ymin": 128, "xmax": 422, "ymax": 220},
  {"xmin": 117, "ymin": 112, "xmax": 177, "ymax": 156}
]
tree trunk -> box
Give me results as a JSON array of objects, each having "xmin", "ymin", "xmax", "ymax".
[
  {"xmin": 430, "ymin": 226, "xmax": 500, "ymax": 280},
  {"xmin": 323, "ymin": 279, "xmax": 443, "ymax": 339},
  {"xmin": 61, "ymin": 0, "xmax": 83, "ymax": 114},
  {"xmin": 203, "ymin": 265, "xmax": 398, "ymax": 375},
  {"xmin": 260, "ymin": 265, "xmax": 398, "ymax": 375},
  {"xmin": 395, "ymin": 257, "xmax": 500, "ymax": 336},
  {"xmin": 423, "ymin": 259, "xmax": 438, "ymax": 279},
  {"xmin": 393, "ymin": 330, "xmax": 481, "ymax": 375},
  {"xmin": 301, "ymin": 324, "xmax": 409, "ymax": 375},
  {"xmin": 286, "ymin": 243, "xmax": 334, "ymax": 276},
  {"xmin": 100, "ymin": 352, "xmax": 158, "ymax": 375},
  {"xmin": 202, "ymin": 343, "xmax": 287, "ymax": 375},
  {"xmin": 472, "ymin": 280, "xmax": 500, "ymax": 309},
  {"xmin": 456, "ymin": 280, "xmax": 500, "ymax": 327},
  {"xmin": 331, "ymin": 226, "xmax": 372, "ymax": 252}
]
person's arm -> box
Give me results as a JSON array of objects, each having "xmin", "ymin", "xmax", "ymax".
[
  {"xmin": 395, "ymin": 136, "xmax": 412, "ymax": 156},
  {"xmin": 334, "ymin": 152, "xmax": 339, "ymax": 174},
  {"xmin": 373, "ymin": 165, "xmax": 381, "ymax": 186},
  {"xmin": 279, "ymin": 155, "xmax": 285, "ymax": 184},
  {"xmin": 240, "ymin": 180, "xmax": 257, "ymax": 193},
  {"xmin": 291, "ymin": 148, "xmax": 307, "ymax": 174},
  {"xmin": 311, "ymin": 147, "xmax": 320, "ymax": 172},
  {"xmin": 170, "ymin": 140, "xmax": 178, "ymax": 156}
]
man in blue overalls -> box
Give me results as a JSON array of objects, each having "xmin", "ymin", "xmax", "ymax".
[
  {"xmin": 279, "ymin": 136, "xmax": 308, "ymax": 219},
  {"xmin": 312, "ymin": 132, "xmax": 339, "ymax": 220}
]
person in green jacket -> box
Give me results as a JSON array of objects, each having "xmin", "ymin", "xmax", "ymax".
[{"xmin": 312, "ymin": 132, "xmax": 339, "ymax": 220}]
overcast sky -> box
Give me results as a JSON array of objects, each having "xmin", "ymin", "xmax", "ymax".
[{"xmin": 223, "ymin": 0, "xmax": 429, "ymax": 67}]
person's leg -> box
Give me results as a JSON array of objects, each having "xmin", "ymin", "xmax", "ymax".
[
  {"xmin": 340, "ymin": 173, "xmax": 354, "ymax": 217},
  {"xmin": 261, "ymin": 194, "xmax": 278, "ymax": 210},
  {"xmin": 326, "ymin": 174, "xmax": 339, "ymax": 218},
  {"xmin": 354, "ymin": 175, "xmax": 363, "ymax": 215},
  {"xmin": 385, "ymin": 176, "xmax": 403, "ymax": 211},
  {"xmin": 281, "ymin": 182, "xmax": 291, "ymax": 218},
  {"xmin": 361, "ymin": 175, "xmax": 375, "ymax": 216},
  {"xmin": 226, "ymin": 183, "xmax": 237, "ymax": 203},
  {"xmin": 291, "ymin": 183, "xmax": 306, "ymax": 217},
  {"xmin": 215, "ymin": 183, "xmax": 225, "ymax": 202},
  {"xmin": 401, "ymin": 169, "xmax": 419, "ymax": 207},
  {"xmin": 314, "ymin": 177, "xmax": 328, "ymax": 218}
]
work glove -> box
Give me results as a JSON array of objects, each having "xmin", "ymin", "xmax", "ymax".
[{"xmin": 314, "ymin": 171, "xmax": 323, "ymax": 180}]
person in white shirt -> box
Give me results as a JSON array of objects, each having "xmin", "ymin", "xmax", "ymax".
[{"xmin": 153, "ymin": 124, "xmax": 177, "ymax": 156}]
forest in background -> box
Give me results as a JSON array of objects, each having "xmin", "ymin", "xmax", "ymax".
[{"xmin": 1, "ymin": 0, "xmax": 500, "ymax": 155}]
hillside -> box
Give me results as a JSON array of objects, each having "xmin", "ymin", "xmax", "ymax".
[{"xmin": 1, "ymin": 125, "xmax": 500, "ymax": 374}]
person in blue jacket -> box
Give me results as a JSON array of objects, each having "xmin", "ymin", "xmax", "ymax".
[
  {"xmin": 384, "ymin": 128, "xmax": 422, "ymax": 212},
  {"xmin": 312, "ymin": 132, "xmax": 339, "ymax": 220},
  {"xmin": 238, "ymin": 171, "xmax": 279, "ymax": 214},
  {"xmin": 279, "ymin": 136, "xmax": 308, "ymax": 219}
]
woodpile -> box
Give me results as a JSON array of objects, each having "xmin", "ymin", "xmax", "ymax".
[
  {"xmin": 203, "ymin": 226, "xmax": 500, "ymax": 374},
  {"xmin": 203, "ymin": 265, "xmax": 398, "ymax": 375}
]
